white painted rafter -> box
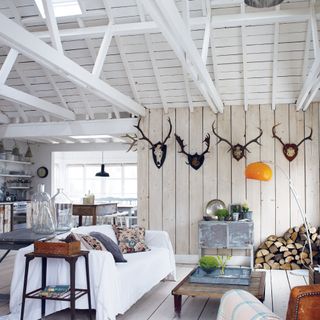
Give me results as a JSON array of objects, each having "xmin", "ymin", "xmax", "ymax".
[
  {"xmin": 0, "ymin": 118, "xmax": 138, "ymax": 139},
  {"xmin": 137, "ymin": 2, "xmax": 169, "ymax": 113},
  {"xmin": 0, "ymin": 12, "xmax": 145, "ymax": 116},
  {"xmin": 301, "ymin": 20, "xmax": 311, "ymax": 84},
  {"xmin": 41, "ymin": 0, "xmax": 63, "ymax": 53},
  {"xmin": 0, "ymin": 85, "xmax": 75, "ymax": 120},
  {"xmin": 272, "ymin": 21, "xmax": 279, "ymax": 110},
  {"xmin": 141, "ymin": 0, "xmax": 223, "ymax": 113},
  {"xmin": 32, "ymin": 8, "xmax": 320, "ymax": 41},
  {"xmin": 92, "ymin": 24, "xmax": 113, "ymax": 78},
  {"xmin": 241, "ymin": 4, "xmax": 248, "ymax": 111},
  {"xmin": 78, "ymin": 90, "xmax": 95, "ymax": 120},
  {"xmin": 15, "ymin": 104, "xmax": 28, "ymax": 122},
  {"xmin": 297, "ymin": 3, "xmax": 320, "ymax": 111},
  {"xmin": 0, "ymin": 49, "xmax": 18, "ymax": 85}
]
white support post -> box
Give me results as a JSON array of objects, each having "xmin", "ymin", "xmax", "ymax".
[
  {"xmin": 92, "ymin": 25, "xmax": 113, "ymax": 77},
  {"xmin": 41, "ymin": 0, "xmax": 64, "ymax": 53},
  {"xmin": 0, "ymin": 12, "xmax": 145, "ymax": 116},
  {"xmin": 272, "ymin": 19, "xmax": 280, "ymax": 110},
  {"xmin": 15, "ymin": 104, "xmax": 28, "ymax": 123},
  {"xmin": 0, "ymin": 49, "xmax": 19, "ymax": 85},
  {"xmin": 141, "ymin": 0, "xmax": 223, "ymax": 113},
  {"xmin": 0, "ymin": 85, "xmax": 76, "ymax": 120}
]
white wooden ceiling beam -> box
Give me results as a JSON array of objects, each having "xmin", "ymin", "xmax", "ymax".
[
  {"xmin": 201, "ymin": 0, "xmax": 211, "ymax": 64},
  {"xmin": 137, "ymin": 2, "xmax": 169, "ymax": 113},
  {"xmin": 241, "ymin": 4, "xmax": 248, "ymax": 111},
  {"xmin": 297, "ymin": 3, "xmax": 320, "ymax": 111},
  {"xmin": 0, "ymin": 85, "xmax": 75, "ymax": 120},
  {"xmin": 15, "ymin": 104, "xmax": 28, "ymax": 123},
  {"xmin": 0, "ymin": 12, "xmax": 145, "ymax": 117},
  {"xmin": 301, "ymin": 20, "xmax": 311, "ymax": 84},
  {"xmin": 0, "ymin": 118, "xmax": 138, "ymax": 139},
  {"xmin": 32, "ymin": 8, "xmax": 319, "ymax": 41},
  {"xmin": 41, "ymin": 0, "xmax": 63, "ymax": 53},
  {"xmin": 141, "ymin": 0, "xmax": 223, "ymax": 113},
  {"xmin": 92, "ymin": 25, "xmax": 113, "ymax": 78},
  {"xmin": 271, "ymin": 22, "xmax": 279, "ymax": 110},
  {"xmin": 0, "ymin": 49, "xmax": 19, "ymax": 85},
  {"xmin": 0, "ymin": 112, "xmax": 10, "ymax": 124},
  {"xmin": 78, "ymin": 90, "xmax": 95, "ymax": 120}
]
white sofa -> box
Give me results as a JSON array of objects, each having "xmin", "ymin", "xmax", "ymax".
[{"xmin": 9, "ymin": 225, "xmax": 176, "ymax": 320}]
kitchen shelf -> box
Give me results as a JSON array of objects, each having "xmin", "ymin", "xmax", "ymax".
[
  {"xmin": 0, "ymin": 159, "xmax": 32, "ymax": 165},
  {"xmin": 0, "ymin": 174, "xmax": 32, "ymax": 178},
  {"xmin": 7, "ymin": 187, "xmax": 32, "ymax": 189}
]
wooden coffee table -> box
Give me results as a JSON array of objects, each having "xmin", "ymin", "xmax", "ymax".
[{"xmin": 172, "ymin": 268, "xmax": 266, "ymax": 317}]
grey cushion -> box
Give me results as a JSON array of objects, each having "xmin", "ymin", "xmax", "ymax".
[{"xmin": 90, "ymin": 231, "xmax": 127, "ymax": 263}]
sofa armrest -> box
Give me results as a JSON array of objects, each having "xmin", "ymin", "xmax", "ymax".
[
  {"xmin": 286, "ymin": 284, "xmax": 320, "ymax": 320},
  {"xmin": 145, "ymin": 230, "xmax": 176, "ymax": 280},
  {"xmin": 217, "ymin": 289, "xmax": 280, "ymax": 320}
]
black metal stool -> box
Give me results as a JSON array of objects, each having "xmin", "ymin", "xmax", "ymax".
[{"xmin": 20, "ymin": 251, "xmax": 92, "ymax": 320}]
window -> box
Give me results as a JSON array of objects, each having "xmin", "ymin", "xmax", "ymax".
[
  {"xmin": 35, "ymin": 0, "xmax": 82, "ymax": 18},
  {"xmin": 64, "ymin": 163, "xmax": 137, "ymax": 202}
]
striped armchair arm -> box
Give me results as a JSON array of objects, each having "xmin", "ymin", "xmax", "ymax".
[{"xmin": 217, "ymin": 289, "xmax": 281, "ymax": 320}]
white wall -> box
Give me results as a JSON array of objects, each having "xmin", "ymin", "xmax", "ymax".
[
  {"xmin": 137, "ymin": 104, "xmax": 320, "ymax": 254},
  {"xmin": 31, "ymin": 142, "xmax": 136, "ymax": 196}
]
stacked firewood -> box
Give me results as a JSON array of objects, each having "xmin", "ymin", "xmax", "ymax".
[{"xmin": 255, "ymin": 225, "xmax": 319, "ymax": 270}]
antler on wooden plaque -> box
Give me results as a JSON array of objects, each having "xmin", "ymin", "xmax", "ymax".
[
  {"xmin": 175, "ymin": 133, "xmax": 210, "ymax": 170},
  {"xmin": 212, "ymin": 121, "xmax": 263, "ymax": 161},
  {"xmin": 272, "ymin": 123, "xmax": 312, "ymax": 162},
  {"xmin": 134, "ymin": 117, "xmax": 172, "ymax": 168},
  {"xmin": 121, "ymin": 134, "xmax": 138, "ymax": 152}
]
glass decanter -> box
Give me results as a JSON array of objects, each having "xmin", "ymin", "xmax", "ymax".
[
  {"xmin": 51, "ymin": 188, "xmax": 73, "ymax": 231},
  {"xmin": 31, "ymin": 184, "xmax": 55, "ymax": 234}
]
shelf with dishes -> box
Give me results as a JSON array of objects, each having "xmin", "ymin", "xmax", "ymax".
[
  {"xmin": 0, "ymin": 174, "xmax": 32, "ymax": 178},
  {"xmin": 7, "ymin": 187, "xmax": 32, "ymax": 190}
]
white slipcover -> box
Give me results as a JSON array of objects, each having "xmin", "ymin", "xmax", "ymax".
[{"xmin": 9, "ymin": 225, "xmax": 176, "ymax": 320}]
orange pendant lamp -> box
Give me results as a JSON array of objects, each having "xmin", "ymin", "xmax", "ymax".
[{"xmin": 245, "ymin": 162, "xmax": 272, "ymax": 181}]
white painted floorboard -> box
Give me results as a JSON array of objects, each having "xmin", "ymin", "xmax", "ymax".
[{"xmin": 0, "ymin": 252, "xmax": 309, "ymax": 320}]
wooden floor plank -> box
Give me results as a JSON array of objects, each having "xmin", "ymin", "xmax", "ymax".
[
  {"xmin": 198, "ymin": 298, "xmax": 220, "ymax": 320},
  {"xmin": 271, "ymin": 270, "xmax": 291, "ymax": 319},
  {"xmin": 172, "ymin": 296, "xmax": 208, "ymax": 320}
]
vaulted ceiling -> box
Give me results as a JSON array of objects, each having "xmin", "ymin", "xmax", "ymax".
[{"xmin": 0, "ymin": 0, "xmax": 319, "ymax": 143}]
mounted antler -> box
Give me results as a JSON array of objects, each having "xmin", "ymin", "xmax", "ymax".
[
  {"xmin": 175, "ymin": 133, "xmax": 210, "ymax": 170},
  {"xmin": 121, "ymin": 133, "xmax": 138, "ymax": 152},
  {"xmin": 244, "ymin": 128, "xmax": 263, "ymax": 151},
  {"xmin": 134, "ymin": 117, "xmax": 172, "ymax": 168},
  {"xmin": 212, "ymin": 121, "xmax": 262, "ymax": 161},
  {"xmin": 272, "ymin": 123, "xmax": 312, "ymax": 161}
]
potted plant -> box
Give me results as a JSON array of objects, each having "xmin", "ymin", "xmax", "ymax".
[
  {"xmin": 215, "ymin": 208, "xmax": 229, "ymax": 221},
  {"xmin": 242, "ymin": 201, "xmax": 252, "ymax": 220},
  {"xmin": 199, "ymin": 255, "xmax": 219, "ymax": 274},
  {"xmin": 216, "ymin": 255, "xmax": 232, "ymax": 275}
]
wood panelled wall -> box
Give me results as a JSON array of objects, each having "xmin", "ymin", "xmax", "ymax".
[{"xmin": 137, "ymin": 104, "xmax": 320, "ymax": 254}]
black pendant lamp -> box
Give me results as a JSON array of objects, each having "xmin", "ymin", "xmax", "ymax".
[
  {"xmin": 244, "ymin": 0, "xmax": 284, "ymax": 8},
  {"xmin": 95, "ymin": 152, "xmax": 110, "ymax": 177}
]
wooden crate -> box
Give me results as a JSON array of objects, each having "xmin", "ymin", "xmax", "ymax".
[{"xmin": 34, "ymin": 241, "xmax": 81, "ymax": 255}]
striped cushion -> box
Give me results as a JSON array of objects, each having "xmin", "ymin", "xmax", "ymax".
[{"xmin": 217, "ymin": 289, "xmax": 282, "ymax": 320}]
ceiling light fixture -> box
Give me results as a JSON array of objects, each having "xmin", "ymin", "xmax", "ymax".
[
  {"xmin": 244, "ymin": 0, "xmax": 284, "ymax": 8},
  {"xmin": 95, "ymin": 152, "xmax": 110, "ymax": 177}
]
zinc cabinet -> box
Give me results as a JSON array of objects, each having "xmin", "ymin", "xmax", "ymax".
[{"xmin": 199, "ymin": 220, "xmax": 254, "ymax": 269}]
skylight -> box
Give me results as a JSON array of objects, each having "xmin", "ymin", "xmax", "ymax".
[{"xmin": 35, "ymin": 0, "xmax": 82, "ymax": 18}]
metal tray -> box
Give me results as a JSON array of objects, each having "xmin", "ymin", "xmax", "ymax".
[{"xmin": 189, "ymin": 266, "xmax": 251, "ymax": 286}]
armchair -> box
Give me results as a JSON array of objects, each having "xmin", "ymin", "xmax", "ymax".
[{"xmin": 217, "ymin": 284, "xmax": 320, "ymax": 320}]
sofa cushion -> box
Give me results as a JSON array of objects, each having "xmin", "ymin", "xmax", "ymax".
[
  {"xmin": 113, "ymin": 225, "xmax": 149, "ymax": 254},
  {"xmin": 72, "ymin": 224, "xmax": 118, "ymax": 244},
  {"xmin": 90, "ymin": 231, "xmax": 127, "ymax": 263},
  {"xmin": 71, "ymin": 232, "xmax": 106, "ymax": 251}
]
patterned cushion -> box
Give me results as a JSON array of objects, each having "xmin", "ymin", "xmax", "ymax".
[
  {"xmin": 70, "ymin": 232, "xmax": 106, "ymax": 251},
  {"xmin": 112, "ymin": 225, "xmax": 149, "ymax": 254}
]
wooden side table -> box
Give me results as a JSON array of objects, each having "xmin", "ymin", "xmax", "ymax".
[{"xmin": 20, "ymin": 251, "xmax": 92, "ymax": 320}]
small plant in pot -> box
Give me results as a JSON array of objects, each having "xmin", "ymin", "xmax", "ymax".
[
  {"xmin": 242, "ymin": 201, "xmax": 252, "ymax": 220},
  {"xmin": 199, "ymin": 255, "xmax": 219, "ymax": 274},
  {"xmin": 215, "ymin": 208, "xmax": 229, "ymax": 221}
]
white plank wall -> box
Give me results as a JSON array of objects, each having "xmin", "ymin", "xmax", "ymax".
[{"xmin": 138, "ymin": 104, "xmax": 320, "ymax": 254}]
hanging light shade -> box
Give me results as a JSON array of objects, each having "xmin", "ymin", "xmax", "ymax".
[
  {"xmin": 244, "ymin": 0, "xmax": 284, "ymax": 8},
  {"xmin": 245, "ymin": 162, "xmax": 272, "ymax": 181},
  {"xmin": 25, "ymin": 144, "xmax": 33, "ymax": 159},
  {"xmin": 95, "ymin": 152, "xmax": 110, "ymax": 177}
]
